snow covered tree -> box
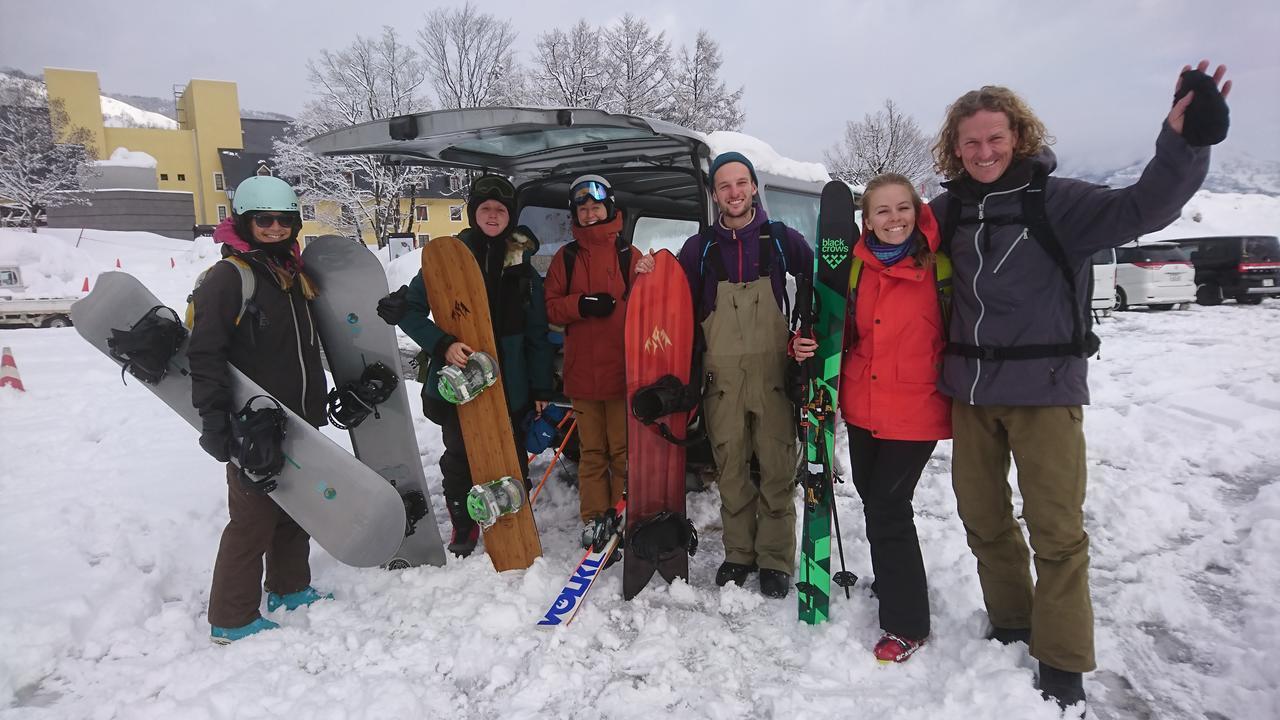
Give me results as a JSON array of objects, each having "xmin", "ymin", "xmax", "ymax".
[
  {"xmin": 272, "ymin": 26, "xmax": 436, "ymax": 245},
  {"xmin": 666, "ymin": 31, "xmax": 744, "ymax": 132},
  {"xmin": 0, "ymin": 80, "xmax": 97, "ymax": 232},
  {"xmin": 825, "ymin": 99, "xmax": 938, "ymax": 192},
  {"xmin": 602, "ymin": 15, "xmax": 672, "ymax": 118},
  {"xmin": 530, "ymin": 20, "xmax": 611, "ymax": 109},
  {"xmin": 418, "ymin": 3, "xmax": 525, "ymax": 109}
]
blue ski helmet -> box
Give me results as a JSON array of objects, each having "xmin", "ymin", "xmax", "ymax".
[{"xmin": 232, "ymin": 176, "xmax": 300, "ymax": 215}]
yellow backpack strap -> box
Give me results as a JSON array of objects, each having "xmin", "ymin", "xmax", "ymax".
[
  {"xmin": 184, "ymin": 257, "xmax": 257, "ymax": 329},
  {"xmin": 934, "ymin": 251, "xmax": 953, "ymax": 331},
  {"xmin": 847, "ymin": 256, "xmax": 864, "ymax": 293}
]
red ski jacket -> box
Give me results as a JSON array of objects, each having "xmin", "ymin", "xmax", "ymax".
[
  {"xmin": 544, "ymin": 213, "xmax": 639, "ymax": 401},
  {"xmin": 838, "ymin": 204, "xmax": 952, "ymax": 441}
]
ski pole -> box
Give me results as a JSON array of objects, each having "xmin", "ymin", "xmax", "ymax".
[
  {"xmin": 531, "ymin": 418, "xmax": 577, "ymax": 505},
  {"xmin": 827, "ymin": 447, "xmax": 858, "ymax": 598}
]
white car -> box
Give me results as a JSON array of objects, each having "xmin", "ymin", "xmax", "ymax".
[{"xmin": 1114, "ymin": 241, "xmax": 1196, "ymax": 310}]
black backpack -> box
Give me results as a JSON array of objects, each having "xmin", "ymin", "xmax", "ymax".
[
  {"xmin": 941, "ymin": 167, "xmax": 1100, "ymax": 360},
  {"xmin": 560, "ymin": 233, "xmax": 633, "ymax": 300}
]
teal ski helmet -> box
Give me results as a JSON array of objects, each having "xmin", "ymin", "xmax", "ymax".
[{"xmin": 232, "ymin": 176, "xmax": 300, "ymax": 215}]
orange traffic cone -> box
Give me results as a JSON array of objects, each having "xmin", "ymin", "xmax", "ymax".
[
  {"xmin": 81, "ymin": 277, "xmax": 90, "ymax": 292},
  {"xmin": 1, "ymin": 347, "xmax": 24, "ymax": 391}
]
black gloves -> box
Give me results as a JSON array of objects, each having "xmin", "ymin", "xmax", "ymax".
[
  {"xmin": 1174, "ymin": 69, "xmax": 1229, "ymax": 147},
  {"xmin": 198, "ymin": 412, "xmax": 232, "ymax": 463},
  {"xmin": 377, "ymin": 285, "xmax": 410, "ymax": 325},
  {"xmin": 579, "ymin": 293, "xmax": 617, "ymax": 318}
]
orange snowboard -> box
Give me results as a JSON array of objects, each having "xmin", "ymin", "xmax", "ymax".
[{"xmin": 421, "ymin": 235, "xmax": 542, "ymax": 571}]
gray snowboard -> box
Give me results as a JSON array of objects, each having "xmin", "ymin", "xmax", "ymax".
[
  {"xmin": 71, "ymin": 271, "xmax": 406, "ymax": 568},
  {"xmin": 301, "ymin": 235, "xmax": 447, "ymax": 569}
]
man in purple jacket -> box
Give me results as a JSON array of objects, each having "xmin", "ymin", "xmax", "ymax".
[
  {"xmin": 931, "ymin": 61, "xmax": 1231, "ymax": 711},
  {"xmin": 677, "ymin": 152, "xmax": 814, "ymax": 599}
]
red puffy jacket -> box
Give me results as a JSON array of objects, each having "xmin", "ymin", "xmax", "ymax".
[
  {"xmin": 838, "ymin": 204, "xmax": 951, "ymax": 441},
  {"xmin": 544, "ymin": 213, "xmax": 639, "ymax": 401}
]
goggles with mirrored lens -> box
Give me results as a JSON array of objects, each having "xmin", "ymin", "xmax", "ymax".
[
  {"xmin": 570, "ymin": 181, "xmax": 610, "ymax": 206},
  {"xmin": 472, "ymin": 175, "xmax": 515, "ymax": 199},
  {"xmin": 251, "ymin": 212, "xmax": 301, "ymax": 229}
]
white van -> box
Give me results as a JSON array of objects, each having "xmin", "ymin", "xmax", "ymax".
[
  {"xmin": 1091, "ymin": 248, "xmax": 1117, "ymax": 315},
  {"xmin": 1114, "ymin": 241, "xmax": 1196, "ymax": 310},
  {"xmin": 304, "ymin": 107, "xmax": 826, "ymax": 270}
]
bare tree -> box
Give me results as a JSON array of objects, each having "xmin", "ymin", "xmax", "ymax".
[
  {"xmin": 419, "ymin": 3, "xmax": 523, "ymax": 109},
  {"xmin": 272, "ymin": 27, "xmax": 436, "ymax": 245},
  {"xmin": 530, "ymin": 20, "xmax": 612, "ymax": 109},
  {"xmin": 602, "ymin": 14, "xmax": 672, "ymax": 118},
  {"xmin": 666, "ymin": 30, "xmax": 744, "ymax": 132},
  {"xmin": 825, "ymin": 99, "xmax": 938, "ymax": 192},
  {"xmin": 0, "ymin": 79, "xmax": 97, "ymax": 232}
]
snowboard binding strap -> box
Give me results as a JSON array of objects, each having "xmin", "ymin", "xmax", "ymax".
[
  {"xmin": 628, "ymin": 512, "xmax": 698, "ymax": 564},
  {"xmin": 630, "ymin": 374, "xmax": 706, "ymax": 448},
  {"xmin": 230, "ymin": 395, "xmax": 289, "ymax": 494},
  {"xmin": 107, "ymin": 305, "xmax": 188, "ymax": 386},
  {"xmin": 326, "ymin": 361, "xmax": 399, "ymax": 429}
]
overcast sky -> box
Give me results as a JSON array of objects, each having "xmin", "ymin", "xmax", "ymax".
[{"xmin": 3, "ymin": 0, "xmax": 1277, "ymax": 173}]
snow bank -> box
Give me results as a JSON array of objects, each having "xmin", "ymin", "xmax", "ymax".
[
  {"xmin": 1143, "ymin": 190, "xmax": 1280, "ymax": 241},
  {"xmin": 93, "ymin": 147, "xmax": 158, "ymax": 168},
  {"xmin": 706, "ymin": 131, "xmax": 830, "ymax": 183}
]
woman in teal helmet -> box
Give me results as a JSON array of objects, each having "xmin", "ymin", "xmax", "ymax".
[{"xmin": 188, "ymin": 175, "xmax": 332, "ymax": 644}]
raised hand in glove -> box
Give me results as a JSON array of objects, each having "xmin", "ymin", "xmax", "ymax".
[
  {"xmin": 198, "ymin": 412, "xmax": 232, "ymax": 463},
  {"xmin": 377, "ymin": 285, "xmax": 410, "ymax": 325},
  {"xmin": 579, "ymin": 293, "xmax": 617, "ymax": 318}
]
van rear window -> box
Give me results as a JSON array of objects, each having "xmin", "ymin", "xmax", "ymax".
[{"xmin": 1244, "ymin": 236, "xmax": 1280, "ymax": 261}]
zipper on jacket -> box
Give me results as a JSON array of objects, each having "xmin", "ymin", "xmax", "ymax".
[
  {"xmin": 966, "ymin": 182, "xmax": 1032, "ymax": 405},
  {"xmin": 993, "ymin": 229, "xmax": 1028, "ymax": 275}
]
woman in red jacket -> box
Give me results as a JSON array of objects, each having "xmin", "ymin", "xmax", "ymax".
[
  {"xmin": 544, "ymin": 175, "xmax": 653, "ymax": 547},
  {"xmin": 837, "ymin": 173, "xmax": 951, "ymax": 663}
]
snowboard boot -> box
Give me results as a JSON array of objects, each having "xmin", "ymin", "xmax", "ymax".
[
  {"xmin": 210, "ymin": 616, "xmax": 279, "ymax": 645},
  {"xmin": 714, "ymin": 560, "xmax": 758, "ymax": 587},
  {"xmin": 759, "ymin": 569, "xmax": 791, "ymax": 599},
  {"xmin": 987, "ymin": 625, "xmax": 1032, "ymax": 646},
  {"xmin": 267, "ymin": 586, "xmax": 333, "ymax": 612},
  {"xmin": 873, "ymin": 633, "xmax": 927, "ymax": 664},
  {"xmin": 447, "ymin": 498, "xmax": 480, "ymax": 557},
  {"xmin": 1036, "ymin": 661, "xmax": 1086, "ymax": 711}
]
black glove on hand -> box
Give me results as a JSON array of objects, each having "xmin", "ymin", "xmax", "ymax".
[
  {"xmin": 1174, "ymin": 69, "xmax": 1229, "ymax": 147},
  {"xmin": 579, "ymin": 293, "xmax": 617, "ymax": 318},
  {"xmin": 198, "ymin": 412, "xmax": 232, "ymax": 463},
  {"xmin": 377, "ymin": 285, "xmax": 410, "ymax": 325}
]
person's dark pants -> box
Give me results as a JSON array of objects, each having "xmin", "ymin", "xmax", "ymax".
[
  {"xmin": 208, "ymin": 464, "xmax": 311, "ymax": 628},
  {"xmin": 424, "ymin": 396, "xmax": 530, "ymax": 503},
  {"xmin": 847, "ymin": 424, "xmax": 936, "ymax": 640}
]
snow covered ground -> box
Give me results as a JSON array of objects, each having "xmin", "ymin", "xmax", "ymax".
[{"xmin": 2, "ymin": 215, "xmax": 1279, "ymax": 719}]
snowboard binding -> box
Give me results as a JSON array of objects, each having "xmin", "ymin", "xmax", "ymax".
[
  {"xmin": 627, "ymin": 512, "xmax": 698, "ymax": 564},
  {"xmin": 438, "ymin": 351, "xmax": 498, "ymax": 405},
  {"xmin": 326, "ymin": 361, "xmax": 399, "ymax": 429},
  {"xmin": 630, "ymin": 374, "xmax": 705, "ymax": 447},
  {"xmin": 107, "ymin": 305, "xmax": 188, "ymax": 386},
  {"xmin": 230, "ymin": 395, "xmax": 288, "ymax": 494},
  {"xmin": 466, "ymin": 476, "xmax": 525, "ymax": 528}
]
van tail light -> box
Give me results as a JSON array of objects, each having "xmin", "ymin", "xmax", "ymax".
[{"xmin": 1238, "ymin": 262, "xmax": 1280, "ymax": 272}]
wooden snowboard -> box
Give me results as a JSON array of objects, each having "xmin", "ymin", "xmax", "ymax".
[{"xmin": 420, "ymin": 235, "xmax": 542, "ymax": 571}]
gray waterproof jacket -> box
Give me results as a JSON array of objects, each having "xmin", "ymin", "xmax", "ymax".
[{"xmin": 931, "ymin": 122, "xmax": 1209, "ymax": 407}]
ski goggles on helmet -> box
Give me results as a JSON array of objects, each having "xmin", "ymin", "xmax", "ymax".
[
  {"xmin": 471, "ymin": 174, "xmax": 515, "ymax": 200},
  {"xmin": 570, "ymin": 180, "xmax": 610, "ymax": 206},
  {"xmin": 251, "ymin": 212, "xmax": 301, "ymax": 229}
]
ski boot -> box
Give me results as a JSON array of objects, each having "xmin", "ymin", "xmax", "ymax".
[
  {"xmin": 446, "ymin": 498, "xmax": 480, "ymax": 557},
  {"xmin": 715, "ymin": 561, "xmax": 758, "ymax": 588},
  {"xmin": 210, "ymin": 616, "xmax": 279, "ymax": 645},
  {"xmin": 438, "ymin": 351, "xmax": 498, "ymax": 404},
  {"xmin": 466, "ymin": 476, "xmax": 525, "ymax": 529},
  {"xmin": 267, "ymin": 586, "xmax": 333, "ymax": 612}
]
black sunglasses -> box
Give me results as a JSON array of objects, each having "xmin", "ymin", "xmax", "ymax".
[{"xmin": 251, "ymin": 212, "xmax": 301, "ymax": 229}]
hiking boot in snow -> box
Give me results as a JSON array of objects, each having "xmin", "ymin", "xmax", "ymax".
[
  {"xmin": 267, "ymin": 586, "xmax": 332, "ymax": 612},
  {"xmin": 987, "ymin": 625, "xmax": 1032, "ymax": 646},
  {"xmin": 447, "ymin": 498, "xmax": 480, "ymax": 557},
  {"xmin": 714, "ymin": 560, "xmax": 758, "ymax": 587},
  {"xmin": 1036, "ymin": 661, "xmax": 1086, "ymax": 710},
  {"xmin": 759, "ymin": 569, "xmax": 791, "ymax": 599},
  {"xmin": 210, "ymin": 616, "xmax": 279, "ymax": 645},
  {"xmin": 873, "ymin": 633, "xmax": 927, "ymax": 664}
]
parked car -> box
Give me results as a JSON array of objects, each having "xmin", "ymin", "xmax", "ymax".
[
  {"xmin": 1091, "ymin": 248, "xmax": 1117, "ymax": 315},
  {"xmin": 1114, "ymin": 241, "xmax": 1196, "ymax": 310},
  {"xmin": 1162, "ymin": 235, "xmax": 1280, "ymax": 305}
]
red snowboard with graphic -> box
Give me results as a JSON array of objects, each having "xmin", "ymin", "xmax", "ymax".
[{"xmin": 623, "ymin": 249, "xmax": 695, "ymax": 599}]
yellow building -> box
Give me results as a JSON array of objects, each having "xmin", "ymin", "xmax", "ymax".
[{"xmin": 42, "ymin": 67, "xmax": 464, "ymax": 243}]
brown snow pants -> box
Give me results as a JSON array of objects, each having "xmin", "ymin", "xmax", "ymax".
[
  {"xmin": 208, "ymin": 463, "xmax": 311, "ymax": 628},
  {"xmin": 573, "ymin": 397, "xmax": 627, "ymax": 522},
  {"xmin": 950, "ymin": 402, "xmax": 1095, "ymax": 672}
]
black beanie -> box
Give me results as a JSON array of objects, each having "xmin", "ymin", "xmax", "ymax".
[{"xmin": 1173, "ymin": 69, "xmax": 1229, "ymax": 147}]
